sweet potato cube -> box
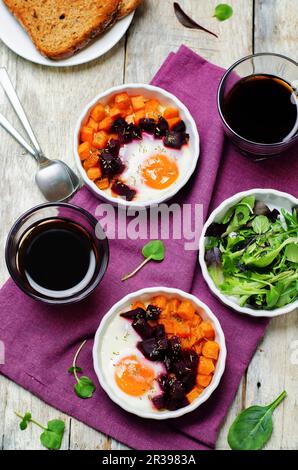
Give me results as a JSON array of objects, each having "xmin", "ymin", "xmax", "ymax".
[
  {"xmin": 177, "ymin": 300, "xmax": 196, "ymax": 321},
  {"xmin": 145, "ymin": 99, "xmax": 160, "ymax": 112},
  {"xmin": 152, "ymin": 295, "xmax": 167, "ymax": 310},
  {"xmin": 87, "ymin": 166, "xmax": 102, "ymax": 181},
  {"xmin": 194, "ymin": 341, "xmax": 204, "ymax": 356},
  {"xmin": 87, "ymin": 117, "xmax": 99, "ymax": 131},
  {"xmin": 90, "ymin": 104, "xmax": 106, "ymax": 122},
  {"xmin": 115, "ymin": 92, "xmax": 131, "ymax": 110},
  {"xmin": 200, "ymin": 321, "xmax": 215, "ymax": 340},
  {"xmin": 168, "ymin": 117, "xmax": 182, "ymax": 130},
  {"xmin": 83, "ymin": 154, "xmax": 99, "ymax": 170},
  {"xmin": 78, "ymin": 142, "xmax": 91, "ymax": 161},
  {"xmin": 131, "ymin": 95, "xmax": 145, "ymax": 111},
  {"xmin": 192, "ymin": 313, "xmax": 202, "ymax": 327},
  {"xmin": 162, "ymin": 319, "xmax": 176, "ymax": 335},
  {"xmin": 134, "ymin": 109, "xmax": 146, "ymax": 124},
  {"xmin": 109, "ymin": 107, "xmax": 123, "ymax": 120},
  {"xmin": 95, "ymin": 178, "xmax": 110, "ymax": 190},
  {"xmin": 131, "ymin": 301, "xmax": 146, "ymax": 310},
  {"xmin": 163, "ymin": 107, "xmax": 180, "ymax": 119},
  {"xmin": 186, "ymin": 387, "xmax": 202, "ymax": 403},
  {"xmin": 202, "ymin": 341, "xmax": 220, "ymax": 360},
  {"xmin": 198, "ymin": 356, "xmax": 215, "ymax": 376},
  {"xmin": 93, "ymin": 131, "xmax": 108, "ymax": 149},
  {"xmin": 196, "ymin": 374, "xmax": 212, "ymax": 388},
  {"xmin": 125, "ymin": 114, "xmax": 135, "ymax": 124},
  {"xmin": 168, "ymin": 298, "xmax": 180, "ymax": 314},
  {"xmin": 80, "ymin": 126, "xmax": 94, "ymax": 144},
  {"xmin": 98, "ymin": 117, "xmax": 114, "ymax": 132},
  {"xmin": 173, "ymin": 320, "xmax": 191, "ymax": 338}
]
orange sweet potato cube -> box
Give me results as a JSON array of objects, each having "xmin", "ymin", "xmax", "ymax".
[
  {"xmin": 168, "ymin": 298, "xmax": 180, "ymax": 314},
  {"xmin": 202, "ymin": 341, "xmax": 220, "ymax": 360},
  {"xmin": 87, "ymin": 166, "xmax": 102, "ymax": 181},
  {"xmin": 131, "ymin": 95, "xmax": 145, "ymax": 111},
  {"xmin": 87, "ymin": 117, "xmax": 99, "ymax": 131},
  {"xmin": 80, "ymin": 126, "xmax": 94, "ymax": 144},
  {"xmin": 98, "ymin": 117, "xmax": 114, "ymax": 132},
  {"xmin": 196, "ymin": 374, "xmax": 212, "ymax": 388},
  {"xmin": 177, "ymin": 300, "xmax": 196, "ymax": 321},
  {"xmin": 83, "ymin": 154, "xmax": 100, "ymax": 170},
  {"xmin": 200, "ymin": 321, "xmax": 215, "ymax": 340},
  {"xmin": 134, "ymin": 109, "xmax": 146, "ymax": 124},
  {"xmin": 115, "ymin": 92, "xmax": 131, "ymax": 110},
  {"xmin": 109, "ymin": 107, "xmax": 123, "ymax": 120},
  {"xmin": 168, "ymin": 117, "xmax": 182, "ymax": 130},
  {"xmin": 78, "ymin": 142, "xmax": 91, "ymax": 161},
  {"xmin": 198, "ymin": 356, "xmax": 215, "ymax": 375},
  {"xmin": 163, "ymin": 107, "xmax": 179, "ymax": 119},
  {"xmin": 131, "ymin": 301, "xmax": 146, "ymax": 310},
  {"xmin": 92, "ymin": 131, "xmax": 108, "ymax": 149},
  {"xmin": 90, "ymin": 103, "xmax": 106, "ymax": 122},
  {"xmin": 95, "ymin": 178, "xmax": 110, "ymax": 190},
  {"xmin": 145, "ymin": 99, "xmax": 160, "ymax": 112},
  {"xmin": 152, "ymin": 295, "xmax": 167, "ymax": 310},
  {"xmin": 186, "ymin": 387, "xmax": 202, "ymax": 403}
]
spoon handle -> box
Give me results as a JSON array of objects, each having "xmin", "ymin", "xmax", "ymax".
[
  {"xmin": 0, "ymin": 68, "xmax": 43, "ymax": 156},
  {"xmin": 0, "ymin": 111, "xmax": 37, "ymax": 158}
]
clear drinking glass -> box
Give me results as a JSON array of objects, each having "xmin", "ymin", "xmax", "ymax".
[
  {"xmin": 217, "ymin": 53, "xmax": 298, "ymax": 159},
  {"xmin": 5, "ymin": 203, "xmax": 109, "ymax": 305}
]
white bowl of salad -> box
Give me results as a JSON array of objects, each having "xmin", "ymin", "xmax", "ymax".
[{"xmin": 199, "ymin": 189, "xmax": 298, "ymax": 317}]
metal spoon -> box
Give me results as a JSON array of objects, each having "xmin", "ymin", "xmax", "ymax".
[{"xmin": 0, "ymin": 68, "xmax": 80, "ymax": 202}]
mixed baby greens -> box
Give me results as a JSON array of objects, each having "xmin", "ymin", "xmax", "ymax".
[{"xmin": 205, "ymin": 196, "xmax": 298, "ymax": 310}]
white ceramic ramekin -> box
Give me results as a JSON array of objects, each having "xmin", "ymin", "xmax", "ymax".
[
  {"xmin": 93, "ymin": 287, "xmax": 226, "ymax": 420},
  {"xmin": 74, "ymin": 84, "xmax": 200, "ymax": 209}
]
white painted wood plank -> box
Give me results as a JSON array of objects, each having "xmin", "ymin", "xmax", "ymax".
[{"xmin": 245, "ymin": 0, "xmax": 298, "ymax": 450}]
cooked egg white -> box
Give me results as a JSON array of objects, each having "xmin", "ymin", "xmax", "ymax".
[
  {"xmin": 100, "ymin": 311, "xmax": 165, "ymax": 412},
  {"xmin": 106, "ymin": 134, "xmax": 191, "ymax": 202}
]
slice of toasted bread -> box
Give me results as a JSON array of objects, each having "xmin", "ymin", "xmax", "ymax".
[
  {"xmin": 3, "ymin": 0, "xmax": 121, "ymax": 60},
  {"xmin": 117, "ymin": 0, "xmax": 142, "ymax": 19}
]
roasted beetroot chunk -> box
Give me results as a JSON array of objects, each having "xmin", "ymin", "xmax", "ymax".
[
  {"xmin": 111, "ymin": 118, "xmax": 127, "ymax": 134},
  {"xmin": 164, "ymin": 131, "xmax": 189, "ymax": 149},
  {"xmin": 138, "ymin": 337, "xmax": 168, "ymax": 361},
  {"xmin": 139, "ymin": 118, "xmax": 156, "ymax": 134},
  {"xmin": 120, "ymin": 307, "xmax": 147, "ymax": 320},
  {"xmin": 153, "ymin": 324, "xmax": 166, "ymax": 339},
  {"xmin": 154, "ymin": 117, "xmax": 169, "ymax": 138},
  {"xmin": 168, "ymin": 336, "xmax": 181, "ymax": 359},
  {"xmin": 132, "ymin": 317, "xmax": 156, "ymax": 339},
  {"xmin": 172, "ymin": 120, "xmax": 186, "ymax": 133},
  {"xmin": 146, "ymin": 305, "xmax": 161, "ymax": 321},
  {"xmin": 111, "ymin": 180, "xmax": 136, "ymax": 201},
  {"xmin": 152, "ymin": 394, "xmax": 166, "ymax": 410},
  {"xmin": 107, "ymin": 139, "xmax": 121, "ymax": 157},
  {"xmin": 100, "ymin": 153, "xmax": 124, "ymax": 177}
]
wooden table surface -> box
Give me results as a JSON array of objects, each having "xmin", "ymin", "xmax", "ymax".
[{"xmin": 0, "ymin": 0, "xmax": 297, "ymax": 450}]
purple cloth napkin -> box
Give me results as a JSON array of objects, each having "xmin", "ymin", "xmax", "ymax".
[{"xmin": 0, "ymin": 46, "xmax": 297, "ymax": 450}]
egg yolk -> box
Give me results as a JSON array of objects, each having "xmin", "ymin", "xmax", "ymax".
[
  {"xmin": 142, "ymin": 154, "xmax": 179, "ymax": 190},
  {"xmin": 114, "ymin": 355, "xmax": 155, "ymax": 397}
]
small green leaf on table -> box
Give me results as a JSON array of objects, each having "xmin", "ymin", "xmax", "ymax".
[
  {"xmin": 214, "ymin": 4, "xmax": 233, "ymax": 21},
  {"xmin": 15, "ymin": 412, "xmax": 65, "ymax": 450},
  {"xmin": 121, "ymin": 240, "xmax": 165, "ymax": 282},
  {"xmin": 69, "ymin": 340, "xmax": 96, "ymax": 399},
  {"xmin": 228, "ymin": 391, "xmax": 287, "ymax": 450}
]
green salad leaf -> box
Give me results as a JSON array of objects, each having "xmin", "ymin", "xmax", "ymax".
[
  {"xmin": 69, "ymin": 340, "xmax": 96, "ymax": 400},
  {"xmin": 204, "ymin": 198, "xmax": 298, "ymax": 310},
  {"xmin": 228, "ymin": 391, "xmax": 286, "ymax": 450}
]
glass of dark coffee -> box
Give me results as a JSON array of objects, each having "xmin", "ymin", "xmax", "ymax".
[
  {"xmin": 5, "ymin": 203, "xmax": 109, "ymax": 305},
  {"xmin": 217, "ymin": 53, "xmax": 298, "ymax": 159}
]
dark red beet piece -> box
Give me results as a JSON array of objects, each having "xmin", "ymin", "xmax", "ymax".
[
  {"xmin": 172, "ymin": 120, "xmax": 186, "ymax": 133},
  {"xmin": 158, "ymin": 374, "xmax": 169, "ymax": 392},
  {"xmin": 153, "ymin": 324, "xmax": 166, "ymax": 339},
  {"xmin": 146, "ymin": 305, "xmax": 161, "ymax": 321},
  {"xmin": 132, "ymin": 318, "xmax": 156, "ymax": 339},
  {"xmin": 100, "ymin": 153, "xmax": 124, "ymax": 177},
  {"xmin": 154, "ymin": 117, "xmax": 169, "ymax": 138},
  {"xmin": 111, "ymin": 181, "xmax": 136, "ymax": 201},
  {"xmin": 120, "ymin": 307, "xmax": 147, "ymax": 320},
  {"xmin": 111, "ymin": 118, "xmax": 127, "ymax": 134},
  {"xmin": 107, "ymin": 139, "xmax": 120, "ymax": 157},
  {"xmin": 139, "ymin": 118, "xmax": 156, "ymax": 134},
  {"xmin": 137, "ymin": 337, "xmax": 168, "ymax": 361},
  {"xmin": 166, "ymin": 376, "xmax": 187, "ymax": 411},
  {"xmin": 167, "ymin": 336, "xmax": 181, "ymax": 359},
  {"xmin": 132, "ymin": 125, "xmax": 142, "ymax": 140},
  {"xmin": 152, "ymin": 394, "xmax": 166, "ymax": 410},
  {"xmin": 164, "ymin": 131, "xmax": 189, "ymax": 149}
]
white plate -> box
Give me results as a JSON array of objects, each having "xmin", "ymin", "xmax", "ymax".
[
  {"xmin": 74, "ymin": 84, "xmax": 200, "ymax": 209},
  {"xmin": 0, "ymin": 3, "xmax": 134, "ymax": 67},
  {"xmin": 199, "ymin": 189, "xmax": 298, "ymax": 318},
  {"xmin": 93, "ymin": 287, "xmax": 226, "ymax": 420}
]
